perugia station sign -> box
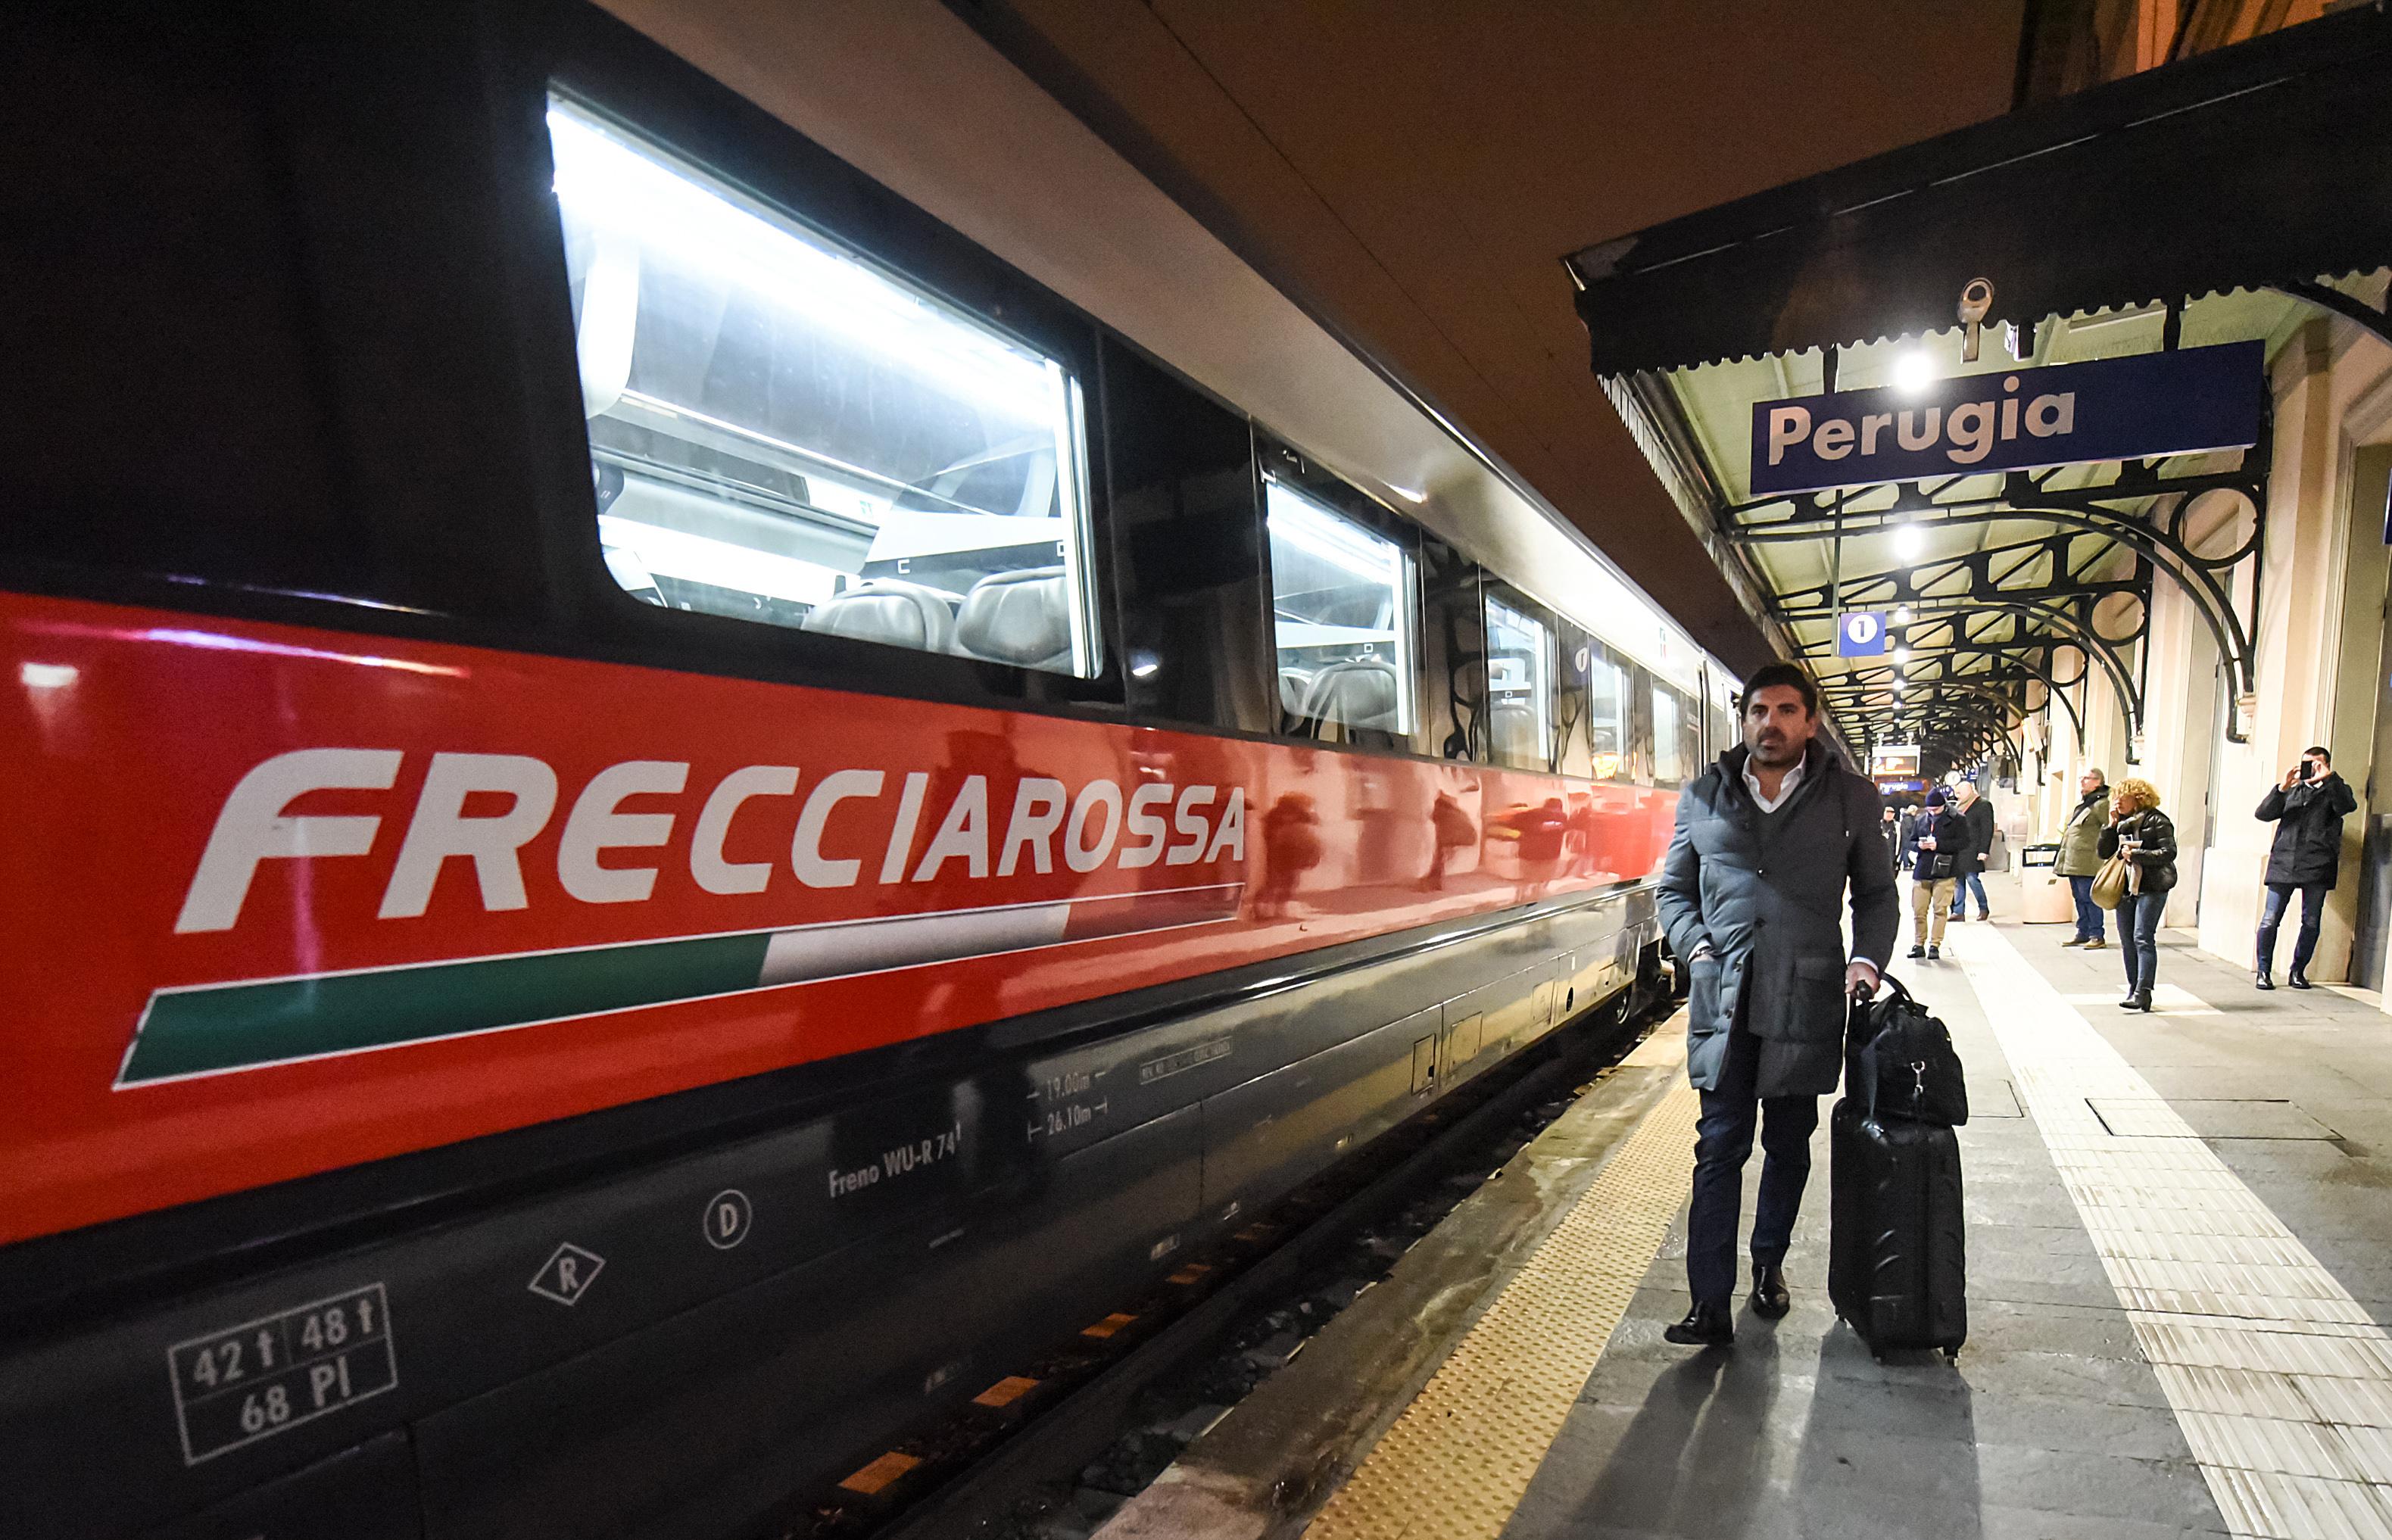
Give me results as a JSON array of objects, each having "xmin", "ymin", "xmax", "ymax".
[{"xmin": 1750, "ymin": 340, "xmax": 2263, "ymax": 496}]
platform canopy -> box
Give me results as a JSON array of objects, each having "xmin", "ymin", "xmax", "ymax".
[{"xmin": 1565, "ymin": 7, "xmax": 2392, "ymax": 778}]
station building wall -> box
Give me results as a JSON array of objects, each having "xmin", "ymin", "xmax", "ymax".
[{"xmin": 2022, "ymin": 308, "xmax": 2392, "ymax": 985}]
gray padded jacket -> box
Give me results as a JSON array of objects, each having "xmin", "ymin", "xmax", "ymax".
[{"xmin": 1657, "ymin": 740, "xmax": 1901, "ymax": 1097}]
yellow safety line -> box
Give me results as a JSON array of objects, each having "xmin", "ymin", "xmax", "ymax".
[{"xmin": 1305, "ymin": 1076, "xmax": 1701, "ymax": 1540}]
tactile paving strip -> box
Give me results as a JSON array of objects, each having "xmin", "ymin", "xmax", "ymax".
[
  {"xmin": 1952, "ymin": 927, "xmax": 2392, "ymax": 1539},
  {"xmin": 1303, "ymin": 1075, "xmax": 1700, "ymax": 1540}
]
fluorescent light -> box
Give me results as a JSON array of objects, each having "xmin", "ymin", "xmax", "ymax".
[
  {"xmin": 547, "ymin": 100, "xmax": 1056, "ymax": 429},
  {"xmin": 1267, "ymin": 482, "xmax": 1404, "ymax": 585},
  {"xmin": 1389, "ymin": 485, "xmax": 1428, "ymax": 505},
  {"xmin": 599, "ymin": 513, "xmax": 839, "ymax": 606},
  {"xmin": 19, "ymin": 662, "xmax": 76, "ymax": 690},
  {"xmin": 1892, "ymin": 351, "xmax": 1935, "ymax": 394}
]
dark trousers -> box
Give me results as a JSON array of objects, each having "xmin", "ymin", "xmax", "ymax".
[
  {"xmin": 2258, "ymin": 881, "xmax": 2329, "ymax": 974},
  {"xmin": 2067, "ymin": 874, "xmax": 2106, "ymax": 941},
  {"xmin": 1948, "ymin": 871, "xmax": 1988, "ymax": 917},
  {"xmin": 1687, "ymin": 1025, "xmax": 1819, "ymax": 1307},
  {"xmin": 2116, "ymin": 890, "xmax": 2163, "ymax": 994}
]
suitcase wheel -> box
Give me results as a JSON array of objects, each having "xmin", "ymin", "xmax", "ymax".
[{"xmin": 1942, "ymin": 1348, "xmax": 1960, "ymax": 1363}]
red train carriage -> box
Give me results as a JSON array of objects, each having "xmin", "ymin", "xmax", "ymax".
[{"xmin": 0, "ymin": 5, "xmax": 1727, "ymax": 1536}]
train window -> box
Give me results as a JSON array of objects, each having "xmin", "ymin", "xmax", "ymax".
[
  {"xmin": 1102, "ymin": 339, "xmax": 1274, "ymax": 734},
  {"xmin": 1652, "ymin": 681, "xmax": 1699, "ymax": 782},
  {"xmin": 1267, "ymin": 479, "xmax": 1417, "ymax": 736},
  {"xmin": 547, "ymin": 97, "xmax": 1099, "ymax": 676},
  {"xmin": 1484, "ymin": 597, "xmax": 1553, "ymax": 770},
  {"xmin": 1586, "ymin": 650, "xmax": 1630, "ymax": 779},
  {"xmin": 0, "ymin": 5, "xmax": 352, "ymax": 596}
]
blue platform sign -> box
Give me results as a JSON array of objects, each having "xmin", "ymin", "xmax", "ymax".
[
  {"xmin": 1837, "ymin": 612, "xmax": 1888, "ymax": 656},
  {"xmin": 1750, "ymin": 340, "xmax": 2263, "ymax": 497}
]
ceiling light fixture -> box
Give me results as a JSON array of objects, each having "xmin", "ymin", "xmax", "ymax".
[
  {"xmin": 1892, "ymin": 350, "xmax": 1935, "ymax": 394},
  {"xmin": 1892, "ymin": 522, "xmax": 1926, "ymax": 562}
]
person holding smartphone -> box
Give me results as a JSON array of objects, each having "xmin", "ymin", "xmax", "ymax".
[{"xmin": 2255, "ymin": 746, "xmax": 2356, "ymax": 990}]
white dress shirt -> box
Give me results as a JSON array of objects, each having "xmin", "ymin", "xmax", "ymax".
[{"xmin": 1743, "ymin": 756, "xmax": 1804, "ymax": 813}]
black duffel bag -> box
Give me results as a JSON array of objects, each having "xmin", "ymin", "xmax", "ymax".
[{"xmin": 1848, "ymin": 974, "xmax": 1968, "ymax": 1127}]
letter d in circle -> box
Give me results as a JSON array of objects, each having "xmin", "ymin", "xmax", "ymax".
[{"xmin": 704, "ymin": 1189, "xmax": 753, "ymax": 1249}]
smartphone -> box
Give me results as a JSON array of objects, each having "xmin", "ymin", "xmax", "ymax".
[{"xmin": 2299, "ymin": 761, "xmax": 2316, "ymax": 781}]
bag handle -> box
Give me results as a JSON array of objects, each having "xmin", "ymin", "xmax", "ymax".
[{"xmin": 1850, "ymin": 971, "xmax": 1920, "ymax": 1124}]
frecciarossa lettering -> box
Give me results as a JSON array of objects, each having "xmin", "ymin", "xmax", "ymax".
[{"xmin": 175, "ymin": 750, "xmax": 1249, "ymax": 934}]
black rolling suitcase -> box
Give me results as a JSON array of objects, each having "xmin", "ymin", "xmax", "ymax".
[{"xmin": 1829, "ymin": 976, "xmax": 1969, "ymax": 1360}]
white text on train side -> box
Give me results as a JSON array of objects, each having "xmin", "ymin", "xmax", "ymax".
[{"xmin": 174, "ymin": 750, "xmax": 1248, "ymax": 933}]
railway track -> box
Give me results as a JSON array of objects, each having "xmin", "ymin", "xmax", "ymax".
[{"xmin": 758, "ymin": 983, "xmax": 1673, "ymax": 1540}]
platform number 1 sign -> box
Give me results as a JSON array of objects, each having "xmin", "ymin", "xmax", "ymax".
[{"xmin": 1837, "ymin": 613, "xmax": 1888, "ymax": 657}]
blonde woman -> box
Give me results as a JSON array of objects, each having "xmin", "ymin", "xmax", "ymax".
[{"xmin": 2097, "ymin": 778, "xmax": 2178, "ymax": 1012}]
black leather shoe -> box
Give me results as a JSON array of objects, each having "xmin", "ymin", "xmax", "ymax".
[
  {"xmin": 2129, "ymin": 990, "xmax": 2153, "ymax": 1012},
  {"xmin": 2290, "ymin": 969, "xmax": 2314, "ymax": 990},
  {"xmin": 1663, "ymin": 1300, "xmax": 1735, "ymax": 1346},
  {"xmin": 2256, "ymin": 969, "xmax": 2275, "ymax": 991},
  {"xmin": 1749, "ymin": 1264, "xmax": 1790, "ymax": 1319},
  {"xmin": 1907, "ymin": 945, "xmax": 1926, "ymax": 959}
]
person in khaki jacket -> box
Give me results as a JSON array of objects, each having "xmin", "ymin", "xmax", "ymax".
[{"xmin": 2054, "ymin": 768, "xmax": 2110, "ymax": 950}]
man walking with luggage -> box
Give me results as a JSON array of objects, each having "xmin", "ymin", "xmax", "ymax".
[
  {"xmin": 1947, "ymin": 780, "xmax": 1994, "ymax": 922},
  {"xmin": 1657, "ymin": 662, "xmax": 1900, "ymax": 1346},
  {"xmin": 2256, "ymin": 746, "xmax": 2357, "ymax": 990}
]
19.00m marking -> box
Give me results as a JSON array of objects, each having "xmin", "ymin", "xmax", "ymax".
[{"xmin": 167, "ymin": 1284, "xmax": 398, "ymax": 1464}]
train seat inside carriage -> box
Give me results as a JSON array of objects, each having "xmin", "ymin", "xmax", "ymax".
[
  {"xmin": 798, "ymin": 578, "xmax": 961, "ymax": 653},
  {"xmin": 1290, "ymin": 658, "xmax": 1402, "ymax": 732},
  {"xmin": 1489, "ymin": 699, "xmax": 1540, "ymax": 763},
  {"xmin": 954, "ymin": 566, "xmax": 1074, "ymax": 671}
]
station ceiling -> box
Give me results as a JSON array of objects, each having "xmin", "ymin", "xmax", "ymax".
[
  {"xmin": 1567, "ymin": 8, "xmax": 2392, "ymax": 775},
  {"xmin": 948, "ymin": 0, "xmax": 2030, "ymax": 678}
]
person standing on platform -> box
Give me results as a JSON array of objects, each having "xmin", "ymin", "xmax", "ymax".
[
  {"xmin": 1655, "ymin": 662, "xmax": 1897, "ymax": 1347},
  {"xmin": 1882, "ymin": 804, "xmax": 1904, "ymax": 874},
  {"xmin": 1947, "ymin": 780, "xmax": 1994, "ymax": 922},
  {"xmin": 1907, "ymin": 788, "xmax": 1963, "ymax": 961},
  {"xmin": 2255, "ymin": 746, "xmax": 2357, "ymax": 991},
  {"xmin": 2100, "ymin": 777, "xmax": 2177, "ymax": 1013},
  {"xmin": 2056, "ymin": 768, "xmax": 2110, "ymax": 950}
]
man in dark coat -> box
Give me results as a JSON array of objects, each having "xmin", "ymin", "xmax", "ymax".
[
  {"xmin": 1947, "ymin": 780, "xmax": 1995, "ymax": 922},
  {"xmin": 2255, "ymin": 745, "xmax": 2358, "ymax": 990},
  {"xmin": 1656, "ymin": 662, "xmax": 1899, "ymax": 1346}
]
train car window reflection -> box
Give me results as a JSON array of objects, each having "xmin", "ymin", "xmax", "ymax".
[
  {"xmin": 1484, "ymin": 597, "xmax": 1552, "ymax": 769},
  {"xmin": 1651, "ymin": 683, "xmax": 1684, "ymax": 782},
  {"xmin": 1586, "ymin": 653, "xmax": 1629, "ymax": 779},
  {"xmin": 547, "ymin": 97, "xmax": 1098, "ymax": 676},
  {"xmin": 1266, "ymin": 481, "xmax": 1416, "ymax": 736}
]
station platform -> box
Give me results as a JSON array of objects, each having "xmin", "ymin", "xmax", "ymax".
[{"xmin": 1094, "ymin": 915, "xmax": 2392, "ymax": 1540}]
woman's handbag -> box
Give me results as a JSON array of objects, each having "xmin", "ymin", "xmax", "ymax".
[{"xmin": 2089, "ymin": 852, "xmax": 2133, "ymax": 909}]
